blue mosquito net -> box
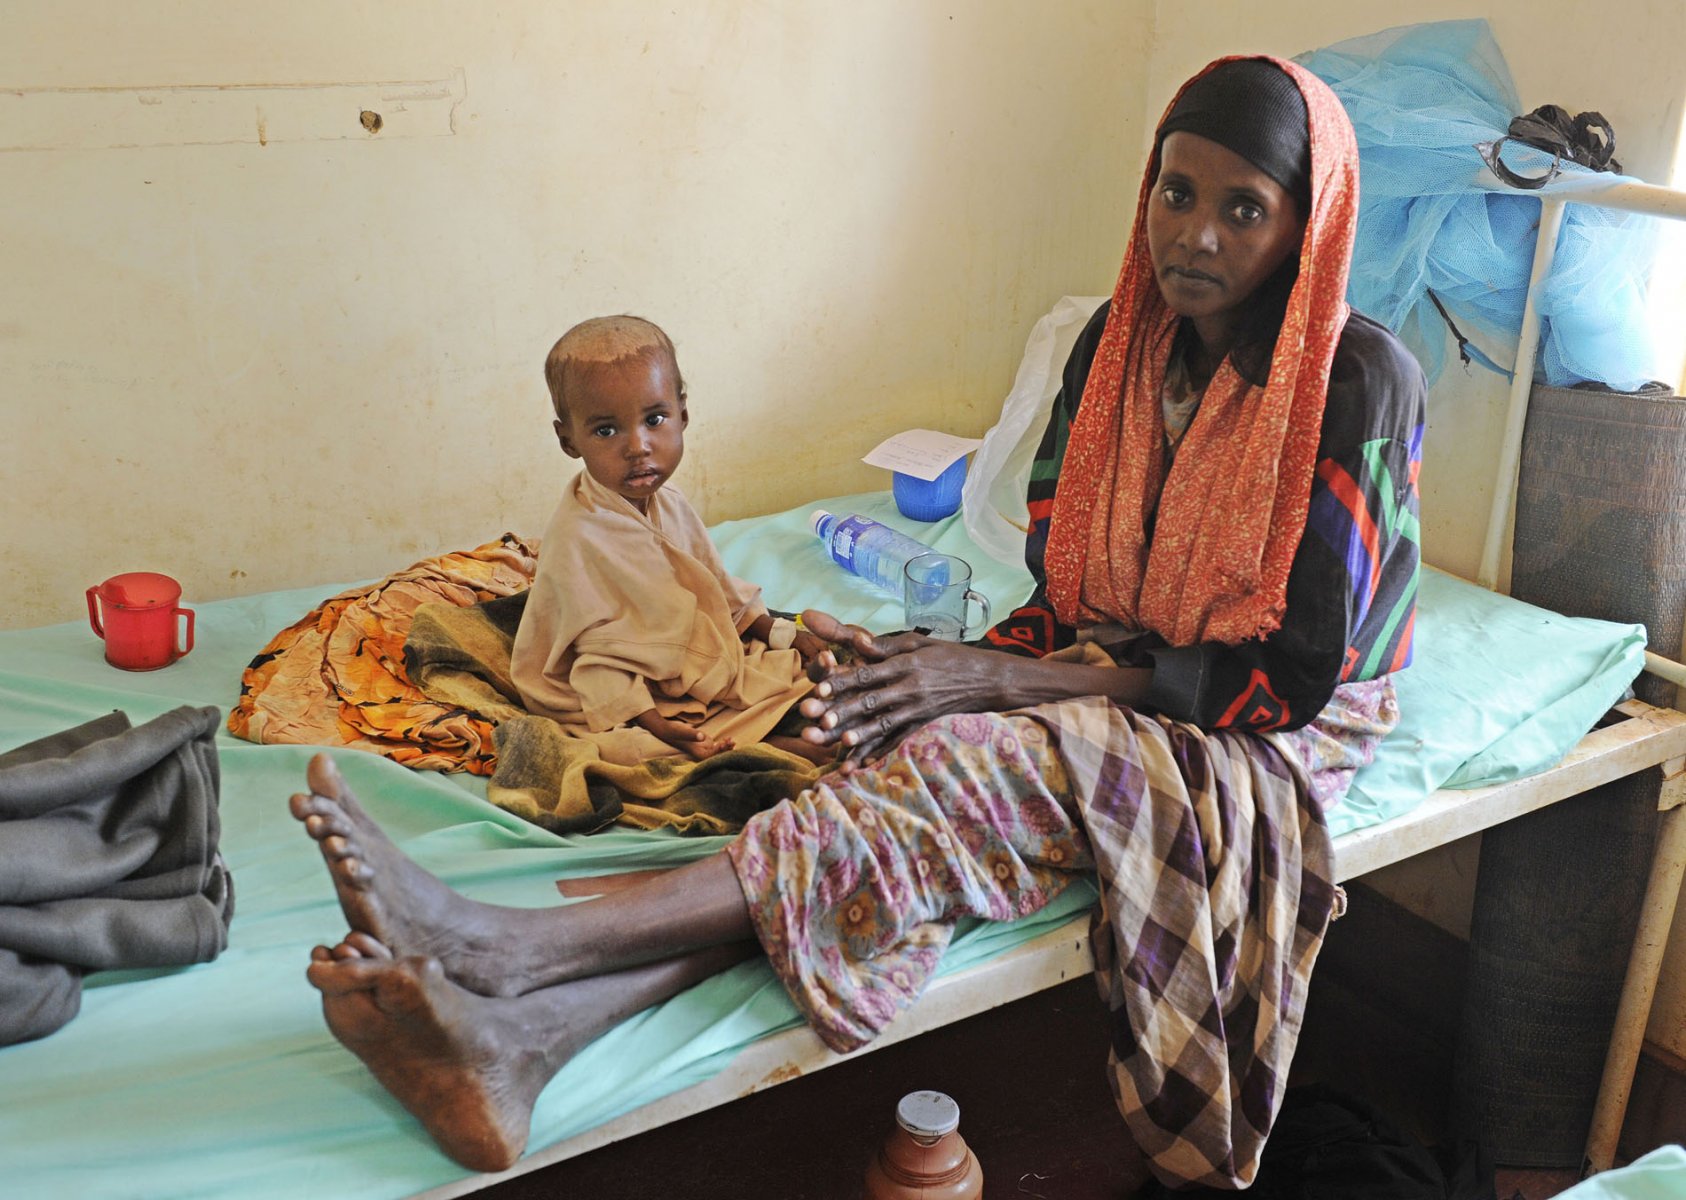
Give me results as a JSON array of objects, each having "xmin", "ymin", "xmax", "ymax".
[{"xmin": 1295, "ymin": 20, "xmax": 1666, "ymax": 390}]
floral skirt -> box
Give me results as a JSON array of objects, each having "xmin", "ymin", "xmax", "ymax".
[
  {"xmin": 724, "ymin": 710, "xmax": 1091, "ymax": 1053},
  {"xmin": 725, "ymin": 692, "xmax": 1364, "ymax": 1189}
]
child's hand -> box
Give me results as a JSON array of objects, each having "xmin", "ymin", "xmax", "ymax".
[
  {"xmin": 796, "ymin": 609, "xmax": 872, "ymax": 672},
  {"xmin": 792, "ymin": 629, "xmax": 829, "ymax": 663}
]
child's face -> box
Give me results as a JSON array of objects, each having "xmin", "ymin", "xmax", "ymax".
[{"xmin": 555, "ymin": 352, "xmax": 687, "ymax": 513}]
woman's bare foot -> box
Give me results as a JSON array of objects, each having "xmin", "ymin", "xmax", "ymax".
[
  {"xmin": 308, "ymin": 933, "xmax": 550, "ymax": 1172},
  {"xmin": 290, "ymin": 754, "xmax": 559, "ymax": 996},
  {"xmin": 292, "ymin": 753, "xmax": 761, "ymax": 998},
  {"xmin": 308, "ymin": 931, "xmax": 757, "ymax": 1172}
]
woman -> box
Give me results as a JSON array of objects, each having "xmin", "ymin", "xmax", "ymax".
[{"xmin": 292, "ymin": 56, "xmax": 1424, "ymax": 1187}]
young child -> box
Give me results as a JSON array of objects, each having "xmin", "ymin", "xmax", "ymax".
[{"xmin": 510, "ymin": 315, "xmax": 829, "ymax": 765}]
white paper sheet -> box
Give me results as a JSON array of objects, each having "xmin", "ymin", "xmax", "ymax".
[{"xmin": 861, "ymin": 428, "xmax": 983, "ymax": 481}]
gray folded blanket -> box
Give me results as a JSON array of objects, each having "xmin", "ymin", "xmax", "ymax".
[{"xmin": 0, "ymin": 706, "xmax": 234, "ymax": 1045}]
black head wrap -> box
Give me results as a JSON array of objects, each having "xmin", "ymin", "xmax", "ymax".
[{"xmin": 1157, "ymin": 59, "xmax": 1312, "ymax": 217}]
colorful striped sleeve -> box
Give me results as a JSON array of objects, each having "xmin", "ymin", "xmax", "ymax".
[
  {"xmin": 981, "ymin": 306, "xmax": 1425, "ymax": 733},
  {"xmin": 1145, "ymin": 313, "xmax": 1425, "ymax": 731}
]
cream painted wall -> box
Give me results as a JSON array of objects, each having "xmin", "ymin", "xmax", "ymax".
[
  {"xmin": 1144, "ymin": 0, "xmax": 1686, "ymax": 1062},
  {"xmin": 1, "ymin": 0, "xmax": 1144, "ymax": 630}
]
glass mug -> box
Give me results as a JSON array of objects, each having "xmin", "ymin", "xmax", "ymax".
[{"xmin": 903, "ymin": 553, "xmax": 991, "ymax": 641}]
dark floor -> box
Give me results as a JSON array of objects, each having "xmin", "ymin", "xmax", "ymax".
[
  {"xmin": 475, "ymin": 886, "xmax": 1615, "ymax": 1199},
  {"xmin": 478, "ymin": 977, "xmax": 1136, "ymax": 1199}
]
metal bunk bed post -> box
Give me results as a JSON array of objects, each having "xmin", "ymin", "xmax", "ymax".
[
  {"xmin": 1469, "ymin": 173, "xmax": 1686, "ymax": 1174},
  {"xmin": 1586, "ymin": 754, "xmax": 1686, "ymax": 1171},
  {"xmin": 1585, "ymin": 643, "xmax": 1686, "ymax": 1172}
]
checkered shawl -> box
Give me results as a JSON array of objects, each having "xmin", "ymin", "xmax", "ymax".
[{"xmin": 1028, "ymin": 695, "xmax": 1337, "ymax": 1189}]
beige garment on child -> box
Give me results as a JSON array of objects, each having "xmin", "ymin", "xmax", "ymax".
[{"xmin": 511, "ymin": 471, "xmax": 811, "ymax": 765}]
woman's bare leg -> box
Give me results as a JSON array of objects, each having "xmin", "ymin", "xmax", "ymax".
[
  {"xmin": 308, "ymin": 930, "xmax": 753, "ymax": 1172},
  {"xmin": 291, "ymin": 754, "xmax": 755, "ymax": 996},
  {"xmin": 553, "ymin": 866, "xmax": 675, "ymax": 899}
]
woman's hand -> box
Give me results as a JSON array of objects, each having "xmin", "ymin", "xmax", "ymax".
[
  {"xmin": 796, "ymin": 609, "xmax": 1156, "ymax": 768},
  {"xmin": 796, "ymin": 609, "xmax": 1003, "ymax": 767}
]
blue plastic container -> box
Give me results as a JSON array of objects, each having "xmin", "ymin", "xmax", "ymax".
[{"xmin": 892, "ymin": 455, "xmax": 968, "ymax": 522}]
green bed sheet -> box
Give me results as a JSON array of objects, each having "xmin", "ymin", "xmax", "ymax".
[
  {"xmin": 0, "ymin": 493, "xmax": 1644, "ymax": 1198},
  {"xmin": 1557, "ymin": 1146, "xmax": 1686, "ymax": 1199}
]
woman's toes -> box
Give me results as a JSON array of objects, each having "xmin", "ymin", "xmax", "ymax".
[
  {"xmin": 306, "ymin": 754, "xmax": 341, "ymax": 798},
  {"xmin": 333, "ymin": 855, "xmax": 374, "ymax": 888},
  {"xmin": 343, "ymin": 931, "xmax": 391, "ymax": 959}
]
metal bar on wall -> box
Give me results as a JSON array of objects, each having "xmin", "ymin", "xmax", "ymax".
[
  {"xmin": 1476, "ymin": 177, "xmax": 1686, "ymax": 593},
  {"xmin": 1476, "ymin": 196, "xmax": 1565, "ymax": 591}
]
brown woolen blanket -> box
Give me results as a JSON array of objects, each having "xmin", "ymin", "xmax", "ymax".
[{"xmin": 403, "ymin": 592, "xmax": 819, "ymax": 836}]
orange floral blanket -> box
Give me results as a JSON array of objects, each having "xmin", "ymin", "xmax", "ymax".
[
  {"xmin": 228, "ymin": 535, "xmax": 540, "ymax": 775},
  {"xmin": 228, "ymin": 534, "xmax": 820, "ymax": 835}
]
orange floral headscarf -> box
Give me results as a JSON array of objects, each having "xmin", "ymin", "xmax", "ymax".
[{"xmin": 1042, "ymin": 57, "xmax": 1360, "ymax": 646}]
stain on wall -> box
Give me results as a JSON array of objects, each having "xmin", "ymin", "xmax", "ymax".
[{"xmin": 0, "ymin": 74, "xmax": 462, "ymax": 151}]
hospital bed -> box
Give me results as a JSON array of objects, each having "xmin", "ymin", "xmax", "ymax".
[
  {"xmin": 10, "ymin": 161, "xmax": 1686, "ymax": 1191},
  {"xmin": 3, "ymin": 485, "xmax": 1683, "ymax": 1199}
]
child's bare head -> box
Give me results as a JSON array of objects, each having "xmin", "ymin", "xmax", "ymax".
[
  {"xmin": 544, "ymin": 315, "xmax": 685, "ymax": 428},
  {"xmin": 543, "ymin": 316, "xmax": 690, "ymax": 511}
]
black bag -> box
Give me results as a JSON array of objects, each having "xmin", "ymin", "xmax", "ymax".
[
  {"xmin": 1479, "ymin": 104, "xmax": 1621, "ymax": 189},
  {"xmin": 1138, "ymin": 1085, "xmax": 1493, "ymax": 1199}
]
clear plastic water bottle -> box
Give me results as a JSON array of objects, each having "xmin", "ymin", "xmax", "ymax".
[{"xmin": 810, "ymin": 510, "xmax": 946, "ymax": 596}]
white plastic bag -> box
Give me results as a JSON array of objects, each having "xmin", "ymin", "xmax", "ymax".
[{"xmin": 961, "ymin": 295, "xmax": 1108, "ymax": 565}]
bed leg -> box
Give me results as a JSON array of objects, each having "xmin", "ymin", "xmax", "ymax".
[{"xmin": 1583, "ymin": 759, "xmax": 1686, "ymax": 1175}]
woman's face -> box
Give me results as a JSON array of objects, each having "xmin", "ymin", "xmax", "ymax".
[{"xmin": 1146, "ymin": 131, "xmax": 1305, "ymax": 330}]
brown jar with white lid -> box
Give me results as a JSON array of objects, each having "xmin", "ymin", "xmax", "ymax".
[{"xmin": 862, "ymin": 1090, "xmax": 983, "ymax": 1200}]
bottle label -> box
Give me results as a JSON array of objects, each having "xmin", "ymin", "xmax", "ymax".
[{"xmin": 826, "ymin": 514, "xmax": 881, "ymax": 575}]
